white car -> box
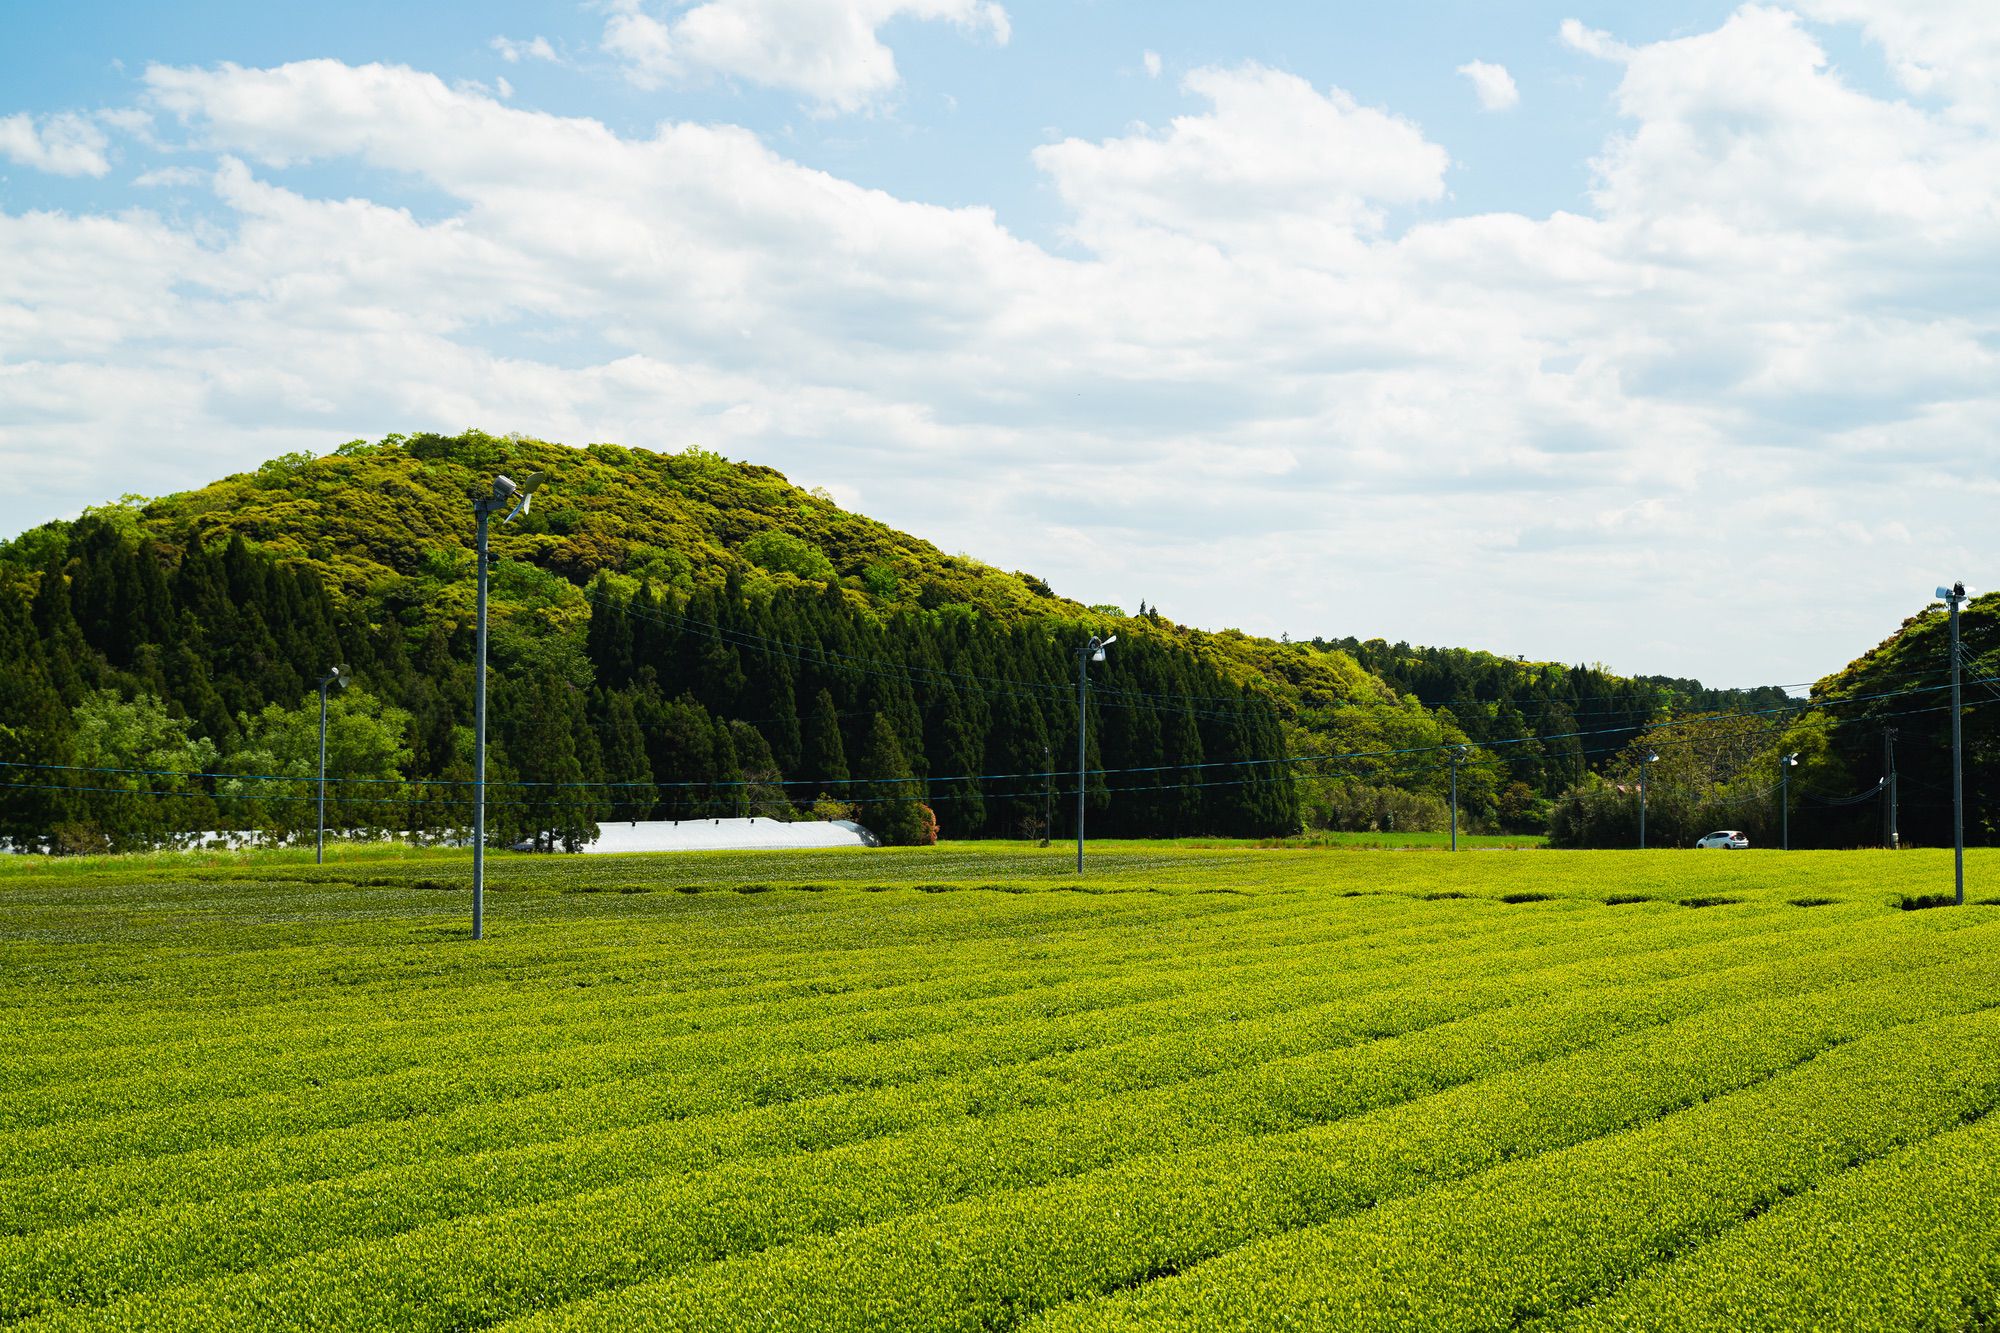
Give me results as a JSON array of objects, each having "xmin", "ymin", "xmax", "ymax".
[{"xmin": 1695, "ymin": 830, "xmax": 1751, "ymax": 850}]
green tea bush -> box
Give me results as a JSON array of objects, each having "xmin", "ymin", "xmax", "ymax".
[{"xmin": 1, "ymin": 845, "xmax": 1994, "ymax": 1331}]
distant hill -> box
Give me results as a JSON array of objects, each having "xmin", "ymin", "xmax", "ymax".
[
  {"xmin": 1795, "ymin": 591, "xmax": 1997, "ymax": 849},
  {"xmin": 0, "ymin": 430, "xmax": 1800, "ymax": 849}
]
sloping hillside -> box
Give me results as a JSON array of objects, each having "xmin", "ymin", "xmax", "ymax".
[
  {"xmin": 108, "ymin": 430, "xmax": 1392, "ymax": 710},
  {"xmin": 0, "ymin": 430, "xmax": 1791, "ymax": 849},
  {"xmin": 1798, "ymin": 591, "xmax": 1998, "ymax": 848}
]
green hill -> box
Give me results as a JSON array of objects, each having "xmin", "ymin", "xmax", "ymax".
[
  {"xmin": 1795, "ymin": 591, "xmax": 1997, "ymax": 849},
  {"xmin": 0, "ymin": 430, "xmax": 1801, "ymax": 850}
]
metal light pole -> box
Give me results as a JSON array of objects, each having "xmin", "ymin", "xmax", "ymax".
[
  {"xmin": 1449, "ymin": 745, "xmax": 1467, "ymax": 851},
  {"xmin": 471, "ymin": 472, "xmax": 544, "ymax": 940},
  {"xmin": 1883, "ymin": 727, "xmax": 1899, "ymax": 849},
  {"xmin": 1779, "ymin": 752, "xmax": 1798, "ymax": 851},
  {"xmin": 1042, "ymin": 743, "xmax": 1053, "ymax": 847},
  {"xmin": 1075, "ymin": 633, "xmax": 1115, "ymax": 873},
  {"xmin": 315, "ymin": 666, "xmax": 347, "ymax": 864},
  {"xmin": 1938, "ymin": 582, "xmax": 1968, "ymax": 905},
  {"xmin": 1638, "ymin": 751, "xmax": 1658, "ymax": 850}
]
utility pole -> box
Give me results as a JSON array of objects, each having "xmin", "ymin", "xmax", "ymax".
[
  {"xmin": 315, "ymin": 667, "xmax": 346, "ymax": 865},
  {"xmin": 1449, "ymin": 745, "xmax": 1467, "ymax": 851},
  {"xmin": 1883, "ymin": 727, "xmax": 1899, "ymax": 849},
  {"xmin": 1779, "ymin": 752, "xmax": 1798, "ymax": 851},
  {"xmin": 1939, "ymin": 582, "xmax": 1968, "ymax": 905},
  {"xmin": 1042, "ymin": 742, "xmax": 1052, "ymax": 847},
  {"xmin": 472, "ymin": 499, "xmax": 493, "ymax": 940},
  {"xmin": 1075, "ymin": 633, "xmax": 1115, "ymax": 873},
  {"xmin": 471, "ymin": 472, "xmax": 544, "ymax": 940},
  {"xmin": 1638, "ymin": 751, "xmax": 1658, "ymax": 850}
]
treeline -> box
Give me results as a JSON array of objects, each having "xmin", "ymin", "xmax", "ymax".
[
  {"xmin": 1321, "ymin": 637, "xmax": 1798, "ymax": 832},
  {"xmin": 0, "ymin": 511, "xmax": 443, "ymax": 850},
  {"xmin": 579, "ymin": 577, "xmax": 1296, "ymax": 841},
  {"xmin": 4, "ymin": 429, "xmax": 1887, "ymax": 855},
  {"xmin": 1765, "ymin": 596, "xmax": 1996, "ymax": 850},
  {"xmin": 1538, "ymin": 596, "xmax": 1995, "ymax": 850},
  {"xmin": 0, "ymin": 510, "xmax": 1297, "ymax": 850}
]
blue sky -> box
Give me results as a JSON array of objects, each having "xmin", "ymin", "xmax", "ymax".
[
  {"xmin": 5, "ymin": 2, "xmax": 1842, "ymax": 226},
  {"xmin": 2, "ymin": 1, "xmax": 1995, "ymax": 686}
]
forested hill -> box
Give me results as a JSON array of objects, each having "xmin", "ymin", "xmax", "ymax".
[
  {"xmin": 1792, "ymin": 593, "xmax": 1998, "ymax": 849},
  {"xmin": 0, "ymin": 430, "xmax": 1790, "ymax": 849}
]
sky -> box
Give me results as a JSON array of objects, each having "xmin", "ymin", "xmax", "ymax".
[{"xmin": 2, "ymin": 1, "xmax": 1995, "ymax": 689}]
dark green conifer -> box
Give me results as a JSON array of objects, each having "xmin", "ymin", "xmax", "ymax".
[
  {"xmin": 803, "ymin": 687, "xmax": 848, "ymax": 799},
  {"xmin": 856, "ymin": 713, "xmax": 928, "ymax": 845}
]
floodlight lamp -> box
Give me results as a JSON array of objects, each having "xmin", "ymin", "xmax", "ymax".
[
  {"xmin": 501, "ymin": 471, "xmax": 546, "ymax": 524},
  {"xmin": 1938, "ymin": 586, "xmax": 1954, "ymax": 600}
]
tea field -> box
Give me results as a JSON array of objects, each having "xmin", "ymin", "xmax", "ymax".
[{"xmin": 3, "ymin": 843, "xmax": 1998, "ymax": 1331}]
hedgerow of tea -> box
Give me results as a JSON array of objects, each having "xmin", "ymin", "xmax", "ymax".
[{"xmin": 2, "ymin": 844, "xmax": 1995, "ymax": 1331}]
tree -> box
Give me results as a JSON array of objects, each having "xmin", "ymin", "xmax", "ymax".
[
  {"xmin": 29, "ymin": 554, "xmax": 89, "ymax": 702},
  {"xmin": 493, "ymin": 670, "xmax": 601, "ymax": 852},
  {"xmin": 803, "ymin": 688, "xmax": 848, "ymax": 800},
  {"xmin": 710, "ymin": 714, "xmax": 742, "ymax": 817},
  {"xmin": 857, "ymin": 713, "xmax": 930, "ymax": 845},
  {"xmin": 219, "ymin": 685, "xmax": 415, "ymax": 844},
  {"xmin": 728, "ymin": 719, "xmax": 792, "ymax": 820},
  {"xmin": 65, "ymin": 690, "xmax": 221, "ymax": 851},
  {"xmin": 593, "ymin": 689, "xmax": 657, "ymax": 824},
  {"xmin": 739, "ymin": 530, "xmax": 836, "ymax": 583},
  {"xmin": 0, "ymin": 653, "xmax": 73, "ymax": 846},
  {"xmin": 922, "ymin": 680, "xmax": 985, "ymax": 837},
  {"xmin": 638, "ymin": 684, "xmax": 718, "ymax": 821}
]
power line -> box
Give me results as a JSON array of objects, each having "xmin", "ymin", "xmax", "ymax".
[
  {"xmin": 601, "ymin": 590, "xmax": 1837, "ymax": 729},
  {"xmin": 0, "ymin": 683, "xmax": 1968, "ymax": 810}
]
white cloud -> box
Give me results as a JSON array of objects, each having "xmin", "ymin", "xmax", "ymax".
[
  {"xmin": 600, "ymin": 0, "xmax": 1010, "ymax": 112},
  {"xmin": 132, "ymin": 165, "xmax": 204, "ymax": 187},
  {"xmin": 1033, "ymin": 64, "xmax": 1449, "ymax": 253},
  {"xmin": 7, "ymin": 7, "xmax": 2000, "ymax": 683},
  {"xmin": 1792, "ymin": 0, "xmax": 2000, "ymax": 123},
  {"xmin": 491, "ymin": 35, "xmax": 559, "ymax": 65},
  {"xmin": 1456, "ymin": 59, "xmax": 1519, "ymax": 111},
  {"xmin": 1559, "ymin": 18, "xmax": 1632, "ymax": 63},
  {"xmin": 1586, "ymin": 7, "xmax": 1994, "ymax": 239},
  {"xmin": 0, "ymin": 111, "xmax": 112, "ymax": 177},
  {"xmin": 1142, "ymin": 50, "xmax": 1162, "ymax": 79}
]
